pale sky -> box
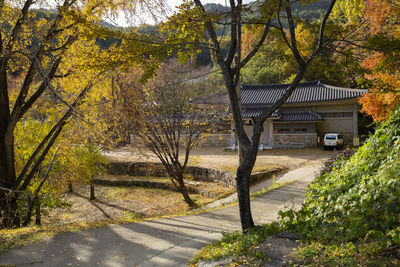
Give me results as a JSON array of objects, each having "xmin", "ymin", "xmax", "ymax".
[{"xmin": 112, "ymin": 0, "xmax": 253, "ymax": 27}]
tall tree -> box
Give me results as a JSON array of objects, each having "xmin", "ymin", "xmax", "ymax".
[
  {"xmin": 118, "ymin": 61, "xmax": 218, "ymax": 207},
  {"xmin": 165, "ymin": 0, "xmax": 338, "ymax": 231},
  {"xmin": 355, "ymin": 0, "xmax": 400, "ymax": 121},
  {"xmin": 0, "ymin": 0, "xmax": 164, "ymax": 228}
]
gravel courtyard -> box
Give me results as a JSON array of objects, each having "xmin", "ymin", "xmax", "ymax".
[{"xmin": 104, "ymin": 146, "xmax": 331, "ymax": 173}]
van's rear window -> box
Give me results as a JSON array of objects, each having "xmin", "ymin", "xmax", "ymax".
[{"xmin": 325, "ymin": 135, "xmax": 336, "ymax": 140}]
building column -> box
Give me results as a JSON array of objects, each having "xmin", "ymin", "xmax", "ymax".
[
  {"xmin": 353, "ymin": 104, "xmax": 358, "ymax": 139},
  {"xmin": 230, "ymin": 122, "xmax": 236, "ymax": 148},
  {"xmin": 269, "ymin": 120, "xmax": 274, "ymax": 147}
]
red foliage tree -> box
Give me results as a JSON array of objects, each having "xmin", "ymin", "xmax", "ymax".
[{"xmin": 358, "ymin": 0, "xmax": 400, "ymax": 121}]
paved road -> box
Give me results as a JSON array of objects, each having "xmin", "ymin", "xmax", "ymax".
[{"xmin": 0, "ymin": 165, "xmax": 320, "ymax": 267}]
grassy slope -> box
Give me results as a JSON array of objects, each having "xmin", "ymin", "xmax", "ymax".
[{"xmin": 191, "ymin": 110, "xmax": 400, "ymax": 266}]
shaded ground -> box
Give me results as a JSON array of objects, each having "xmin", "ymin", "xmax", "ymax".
[
  {"xmin": 44, "ymin": 146, "xmax": 327, "ymax": 228},
  {"xmin": 43, "ymin": 182, "xmax": 235, "ymax": 226},
  {"xmin": 42, "ymin": 146, "xmax": 327, "ymax": 228},
  {"xmin": 0, "ymin": 147, "xmax": 331, "ymax": 266},
  {"xmin": 0, "ymin": 166, "xmax": 320, "ymax": 267}
]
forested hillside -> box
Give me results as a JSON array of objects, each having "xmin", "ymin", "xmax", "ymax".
[{"xmin": 22, "ymin": 1, "xmax": 332, "ymax": 67}]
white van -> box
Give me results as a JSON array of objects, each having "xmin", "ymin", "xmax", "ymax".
[{"xmin": 323, "ymin": 133, "xmax": 344, "ymax": 150}]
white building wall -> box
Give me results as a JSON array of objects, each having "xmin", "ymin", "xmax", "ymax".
[{"xmin": 243, "ymin": 120, "xmax": 272, "ymax": 146}]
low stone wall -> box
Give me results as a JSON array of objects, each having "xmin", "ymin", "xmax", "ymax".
[
  {"xmin": 107, "ymin": 162, "xmax": 236, "ymax": 187},
  {"xmin": 185, "ymin": 166, "xmax": 236, "ymax": 187},
  {"xmin": 273, "ymin": 133, "xmax": 318, "ymax": 148},
  {"xmin": 199, "ymin": 134, "xmax": 232, "ymax": 147},
  {"xmin": 94, "ymin": 178, "xmax": 220, "ymax": 198},
  {"xmin": 250, "ymin": 169, "xmax": 283, "ymax": 184},
  {"xmin": 106, "ymin": 162, "xmax": 282, "ymax": 188},
  {"xmin": 107, "ymin": 162, "xmax": 167, "ymax": 177}
]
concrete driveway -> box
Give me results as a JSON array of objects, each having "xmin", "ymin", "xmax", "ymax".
[{"xmin": 0, "ymin": 165, "xmax": 320, "ymax": 267}]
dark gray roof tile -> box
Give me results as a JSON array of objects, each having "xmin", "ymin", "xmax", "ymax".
[
  {"xmin": 198, "ymin": 81, "xmax": 367, "ymax": 105},
  {"xmin": 241, "ymin": 81, "xmax": 367, "ymax": 105},
  {"xmin": 278, "ymin": 111, "xmax": 323, "ymax": 122},
  {"xmin": 242, "ymin": 108, "xmax": 280, "ymax": 118},
  {"xmin": 242, "ymin": 108, "xmax": 322, "ymax": 122}
]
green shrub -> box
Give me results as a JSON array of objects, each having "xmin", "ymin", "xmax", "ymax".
[
  {"xmin": 190, "ymin": 223, "xmax": 281, "ymax": 266},
  {"xmin": 280, "ymin": 109, "xmax": 400, "ymax": 248}
]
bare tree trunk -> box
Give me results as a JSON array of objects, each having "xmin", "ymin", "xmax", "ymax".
[
  {"xmin": 68, "ymin": 181, "xmax": 73, "ymax": 193},
  {"xmin": 0, "ymin": 136, "xmax": 20, "ymax": 227},
  {"xmin": 35, "ymin": 198, "xmax": 41, "ymax": 226},
  {"xmin": 236, "ymin": 144, "xmax": 254, "ymax": 231},
  {"xmin": 0, "ymin": 194, "xmax": 20, "ymax": 228},
  {"xmin": 90, "ymin": 179, "xmax": 95, "ymax": 201},
  {"xmin": 23, "ymin": 194, "xmax": 33, "ymax": 226},
  {"xmin": 0, "ymin": 65, "xmax": 19, "ymax": 228},
  {"xmin": 177, "ymin": 177, "xmax": 196, "ymax": 208}
]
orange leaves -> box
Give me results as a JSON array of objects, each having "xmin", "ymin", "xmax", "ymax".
[
  {"xmin": 360, "ymin": 53, "xmax": 400, "ymax": 121},
  {"xmin": 364, "ymin": 0, "xmax": 392, "ymax": 34},
  {"xmin": 360, "ymin": 52, "xmax": 385, "ymax": 70},
  {"xmin": 241, "ymin": 30, "xmax": 256, "ymax": 59},
  {"xmin": 360, "ymin": 92, "xmax": 400, "ymax": 121},
  {"xmin": 357, "ymin": 1, "xmax": 400, "ymax": 121}
]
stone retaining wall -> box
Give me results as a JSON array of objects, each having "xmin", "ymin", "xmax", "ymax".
[
  {"xmin": 199, "ymin": 134, "xmax": 231, "ymax": 147},
  {"xmin": 106, "ymin": 162, "xmax": 282, "ymax": 188},
  {"xmin": 93, "ymin": 178, "xmax": 219, "ymax": 197},
  {"xmin": 273, "ymin": 133, "xmax": 318, "ymax": 148},
  {"xmin": 107, "ymin": 162, "xmax": 167, "ymax": 177}
]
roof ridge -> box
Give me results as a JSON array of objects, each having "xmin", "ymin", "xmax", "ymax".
[
  {"xmin": 323, "ymin": 84, "xmax": 368, "ymax": 92},
  {"xmin": 242, "ymin": 80, "xmax": 321, "ymax": 90}
]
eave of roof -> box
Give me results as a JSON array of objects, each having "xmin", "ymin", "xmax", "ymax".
[
  {"xmin": 278, "ymin": 111, "xmax": 323, "ymax": 122},
  {"xmin": 242, "ymin": 107, "xmax": 280, "ymax": 118},
  {"xmin": 242, "ymin": 108, "xmax": 323, "ymax": 122}
]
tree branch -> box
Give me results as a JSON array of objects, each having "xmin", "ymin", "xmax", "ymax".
[
  {"xmin": 226, "ymin": 0, "xmax": 238, "ymax": 67},
  {"xmin": 15, "ymin": 77, "xmax": 98, "ymax": 188},
  {"xmin": 22, "ymin": 145, "xmax": 61, "ymax": 226},
  {"xmin": 9, "ymin": 7, "xmax": 77, "ymax": 130},
  {"xmin": 1, "ymin": 0, "xmax": 33, "ymax": 61},
  {"xmin": 310, "ymin": 0, "xmax": 337, "ymax": 61},
  {"xmin": 18, "ymin": 57, "xmax": 62, "ymax": 120},
  {"xmin": 193, "ymin": 0, "xmax": 227, "ymax": 68},
  {"xmin": 240, "ymin": 22, "xmax": 270, "ymax": 68},
  {"xmin": 19, "ymin": 121, "xmax": 65, "ymax": 192},
  {"xmin": 284, "ymin": 0, "xmax": 304, "ymax": 65}
]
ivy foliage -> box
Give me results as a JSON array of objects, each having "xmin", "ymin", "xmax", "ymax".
[
  {"xmin": 189, "ymin": 224, "xmax": 280, "ymax": 266},
  {"xmin": 280, "ymin": 109, "xmax": 400, "ymax": 246}
]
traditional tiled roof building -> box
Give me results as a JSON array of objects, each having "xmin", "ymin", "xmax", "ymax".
[{"xmin": 201, "ymin": 81, "xmax": 367, "ymax": 148}]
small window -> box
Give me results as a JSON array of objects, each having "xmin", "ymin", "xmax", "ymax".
[
  {"xmin": 294, "ymin": 128, "xmax": 307, "ymax": 133},
  {"xmin": 334, "ymin": 112, "xmax": 344, "ymax": 117},
  {"xmin": 319, "ymin": 112, "xmax": 353, "ymax": 118},
  {"xmin": 343, "ymin": 112, "xmax": 353, "ymax": 117},
  {"xmin": 277, "ymin": 128, "xmax": 291, "ymax": 133},
  {"xmin": 326, "ymin": 112, "xmax": 335, "ymax": 117}
]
